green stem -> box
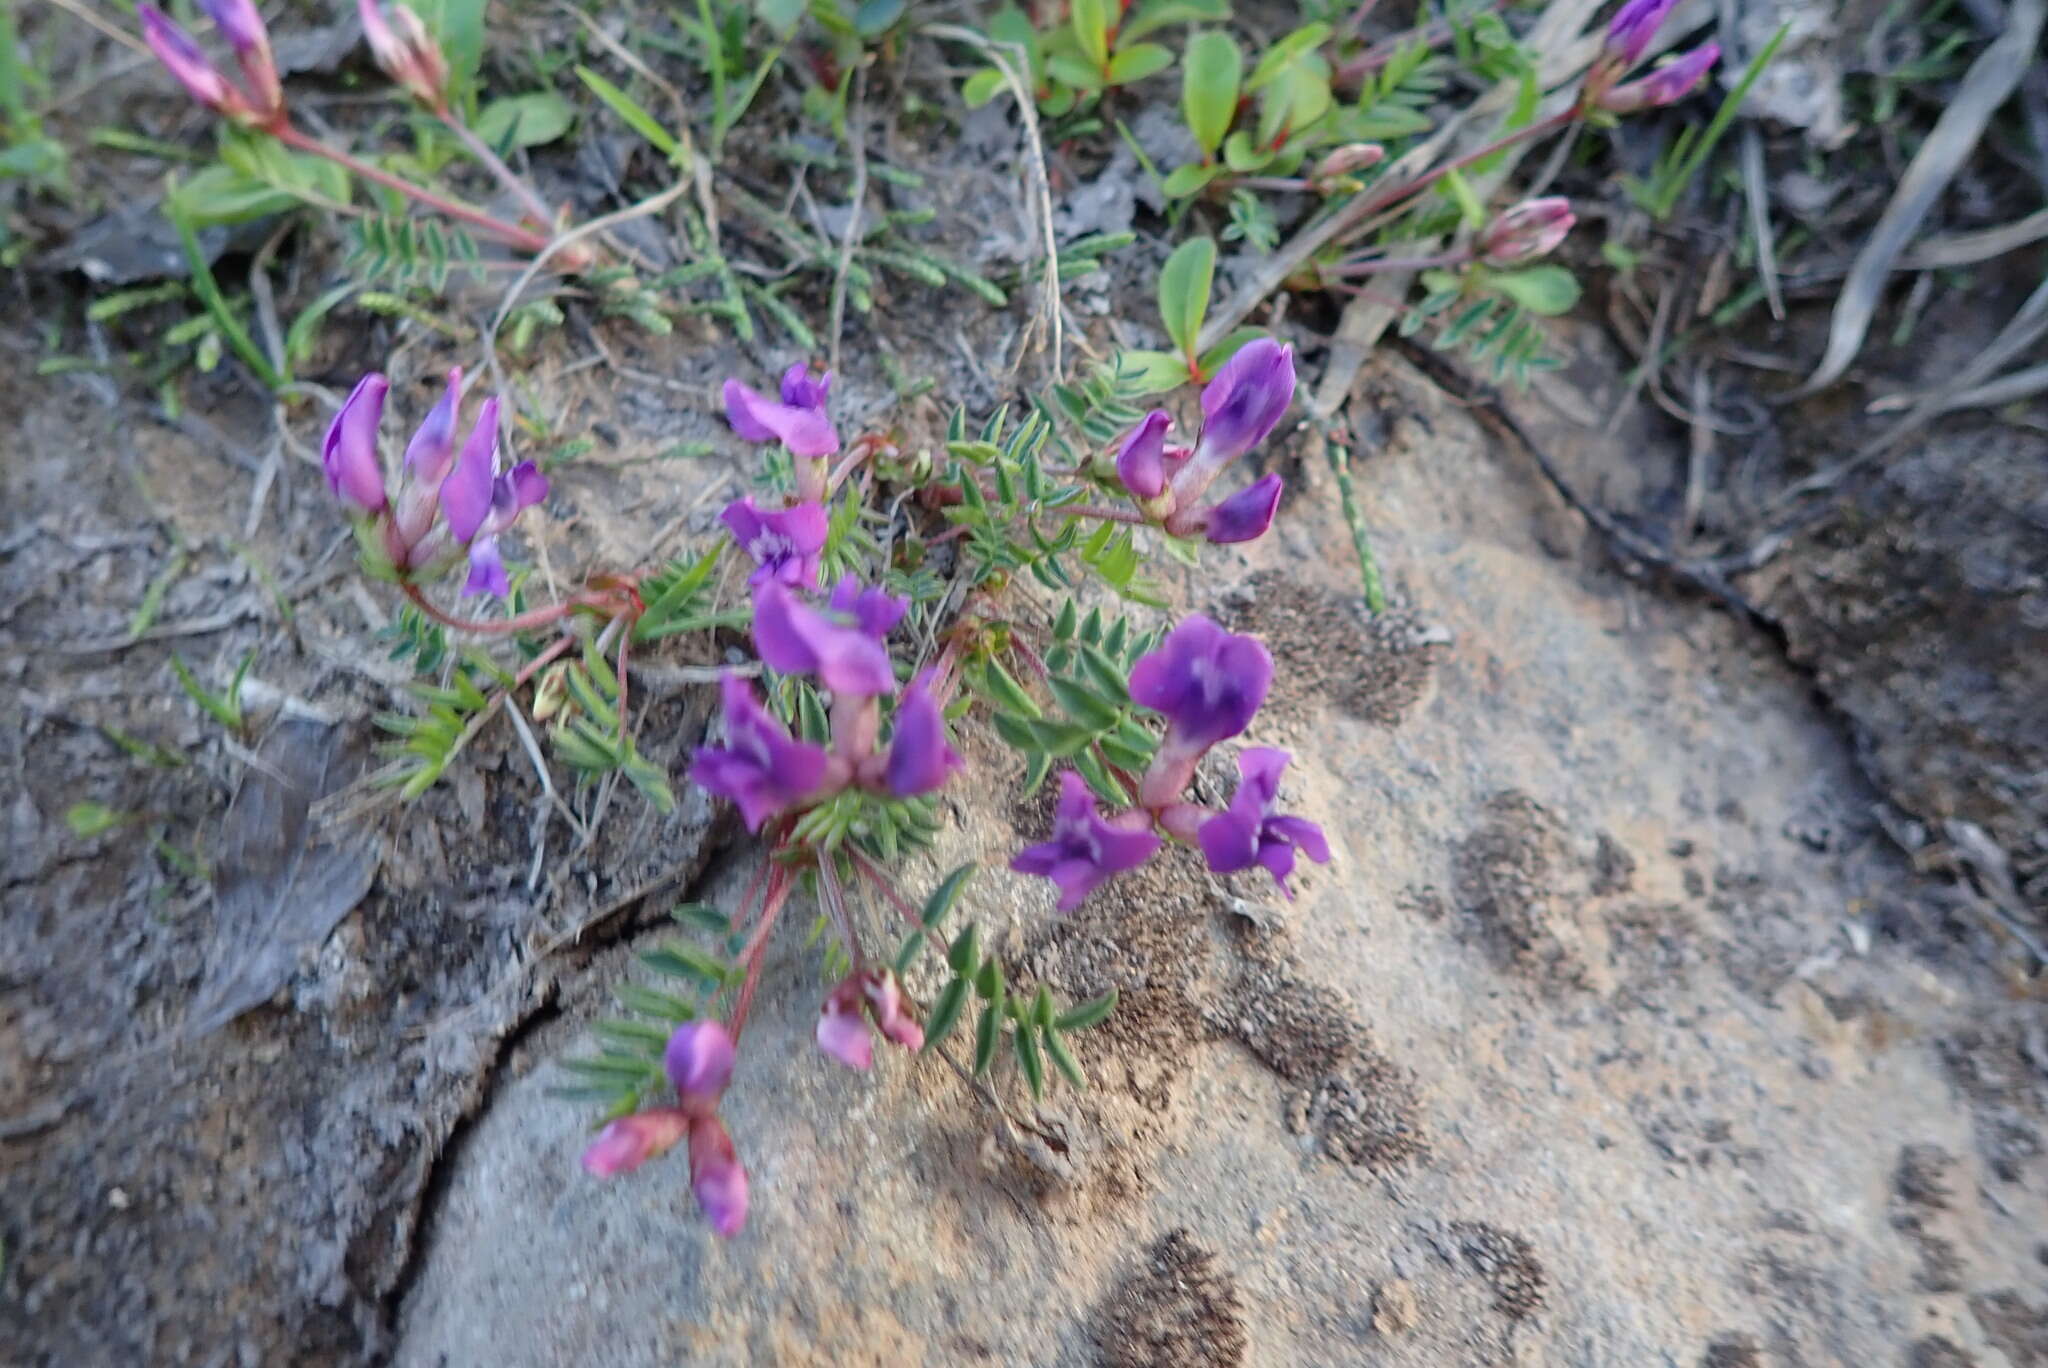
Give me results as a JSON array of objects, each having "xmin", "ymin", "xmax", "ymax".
[{"xmin": 1327, "ymin": 440, "xmax": 1387, "ymax": 615}]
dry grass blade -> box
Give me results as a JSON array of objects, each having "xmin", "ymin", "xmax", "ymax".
[{"xmin": 1790, "ymin": 0, "xmax": 2046, "ymax": 397}]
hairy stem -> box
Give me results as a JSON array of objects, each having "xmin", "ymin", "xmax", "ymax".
[{"xmin": 273, "ymin": 124, "xmax": 552, "ymax": 254}]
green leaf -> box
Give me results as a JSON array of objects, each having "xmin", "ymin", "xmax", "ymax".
[
  {"xmin": 947, "ymin": 923, "xmax": 982, "ymax": 976},
  {"xmin": 1014, "ymin": 1021, "xmax": 1046, "ymax": 1097},
  {"xmin": 1161, "ymin": 161, "xmax": 1222, "ymax": 199},
  {"xmin": 1046, "ymin": 53, "xmax": 1104, "ymax": 92},
  {"xmin": 1106, "ymin": 42, "xmax": 1173, "ymax": 86},
  {"xmin": 1047, "ymin": 675, "xmax": 1121, "ymax": 731},
  {"xmin": 1070, "ymin": 0, "xmax": 1111, "ymax": 67},
  {"xmin": 961, "ymin": 67, "xmax": 1007, "ymax": 108},
  {"xmin": 854, "ymin": 0, "xmax": 907, "ymax": 35},
  {"xmin": 1043, "ymin": 1026, "xmax": 1087, "ymax": 1087},
  {"xmin": 1157, "ymin": 236, "xmax": 1215, "ymax": 364},
  {"xmin": 1490, "ymin": 265, "xmax": 1580, "ymax": 316},
  {"xmin": 1116, "ymin": 348, "xmax": 1192, "ymax": 394},
  {"xmin": 974, "ymin": 955, "xmax": 1004, "ymax": 1001},
  {"xmin": 1221, "ymin": 129, "xmax": 1273, "ymax": 173},
  {"xmin": 574, "ymin": 66, "xmax": 685, "ymax": 165},
  {"xmin": 1246, "ymin": 22, "xmax": 1331, "ymax": 90},
  {"xmin": 972, "ymin": 1000, "xmax": 1003, "ymax": 1074},
  {"xmin": 1053, "ymin": 987, "xmax": 1118, "ymax": 1031},
  {"xmin": 1181, "ymin": 31, "xmax": 1242, "ymax": 156},
  {"xmin": 66, "ymin": 801, "xmax": 125, "ymax": 838},
  {"xmin": 410, "ymin": 0, "xmax": 486, "ymax": 98},
  {"xmin": 1119, "ymin": 0, "xmax": 1227, "ymax": 43},
  {"xmin": 921, "ymin": 864, "xmax": 977, "ymax": 928},
  {"xmin": 474, "ymin": 92, "xmax": 574, "ymax": 149},
  {"xmin": 922, "ymin": 977, "xmax": 972, "ymax": 1052},
  {"xmin": 1440, "ymin": 165, "xmax": 1485, "ymax": 228},
  {"xmin": 638, "ymin": 943, "xmax": 729, "ymax": 987},
  {"xmin": 979, "ymin": 659, "xmax": 1043, "ymax": 718}
]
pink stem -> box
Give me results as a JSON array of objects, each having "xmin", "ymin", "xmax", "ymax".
[
  {"xmin": 436, "ymin": 110, "xmax": 558, "ymax": 230},
  {"xmin": 729, "ymin": 868, "xmax": 791, "ymax": 1043},
  {"xmin": 401, "ymin": 579, "xmax": 592, "ymax": 634},
  {"xmin": 274, "ymin": 124, "xmax": 551, "ymax": 254}
]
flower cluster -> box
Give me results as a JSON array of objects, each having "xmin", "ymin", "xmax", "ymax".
[
  {"xmin": 581, "ymin": 1021, "xmax": 748, "ymax": 1237},
  {"xmin": 689, "ymin": 368, "xmax": 963, "ymax": 835},
  {"xmin": 139, "ymin": 0, "xmax": 283, "ymax": 128},
  {"xmin": 1582, "ymin": 0, "xmax": 1720, "ymax": 113},
  {"xmin": 322, "ymin": 370, "xmax": 549, "ymax": 597},
  {"xmin": 1012, "ymin": 614, "xmax": 1329, "ymax": 908},
  {"xmin": 1113, "ymin": 338, "xmax": 1297, "ymax": 544},
  {"xmin": 1478, "ymin": 197, "xmax": 1576, "ymax": 267}
]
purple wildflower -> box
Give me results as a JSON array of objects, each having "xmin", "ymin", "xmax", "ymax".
[
  {"xmin": 197, "ymin": 0, "xmax": 280, "ymax": 116},
  {"xmin": 1010, "ymin": 771, "xmax": 1162, "ymax": 911},
  {"xmin": 664, "ymin": 1021, "xmax": 736, "ymax": 1116},
  {"xmin": 885, "ymin": 670, "xmax": 963, "ymax": 797},
  {"xmin": 403, "ymin": 367, "xmax": 464, "ymax": 481},
  {"xmin": 687, "ymin": 1116, "xmax": 749, "ymax": 1238},
  {"xmin": 826, "ymin": 575, "xmax": 909, "ymax": 639},
  {"xmin": 779, "ymin": 363, "xmax": 832, "ymax": 411},
  {"xmin": 751, "ymin": 579, "xmax": 899, "ymax": 697},
  {"xmin": 438, "ymin": 398, "xmax": 500, "ymax": 544},
  {"xmin": 1202, "ymin": 473, "xmax": 1284, "ymax": 545},
  {"xmin": 1115, "ymin": 410, "xmax": 1172, "ymax": 501},
  {"xmin": 723, "ymin": 372, "xmax": 839, "ymax": 457},
  {"xmin": 1197, "ymin": 748, "xmax": 1331, "ymax": 899},
  {"xmin": 689, "ymin": 673, "xmax": 833, "ymax": 833},
  {"xmin": 1478, "ymin": 197, "xmax": 1576, "ymax": 266},
  {"xmin": 580, "ymin": 1107, "xmax": 691, "ymax": 1177},
  {"xmin": 1130, "ymin": 614, "xmax": 1274, "ymax": 808},
  {"xmin": 1603, "ymin": 0, "xmax": 1681, "ymax": 68},
  {"xmin": 1168, "ymin": 339, "xmax": 1296, "ymax": 511},
  {"xmin": 138, "ymin": 4, "xmax": 240, "ymax": 116},
  {"xmin": 321, "ymin": 373, "xmax": 389, "ymax": 514},
  {"xmin": 1599, "ymin": 43, "xmax": 1720, "ymax": 112},
  {"xmin": 721, "ymin": 497, "xmax": 828, "ymax": 590}
]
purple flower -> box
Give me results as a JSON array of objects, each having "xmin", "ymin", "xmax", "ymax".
[
  {"xmin": 689, "ymin": 673, "xmax": 833, "ymax": 832},
  {"xmin": 751, "ymin": 579, "xmax": 899, "ymax": 697},
  {"xmin": 885, "ymin": 670, "xmax": 963, "ymax": 797},
  {"xmin": 438, "ymin": 397, "xmax": 500, "ymax": 544},
  {"xmin": 814, "ymin": 968, "xmax": 924, "ymax": 1072},
  {"xmin": 723, "ymin": 373, "xmax": 839, "ymax": 457},
  {"xmin": 1203, "ymin": 473, "xmax": 1284, "ymax": 545},
  {"xmin": 1128, "ymin": 614, "xmax": 1273, "ymax": 752},
  {"xmin": 322, "ymin": 373, "xmax": 389, "ymax": 514},
  {"xmin": 197, "ymin": 0, "xmax": 280, "ymax": 116},
  {"xmin": 1115, "ymin": 410, "xmax": 1171, "ymax": 501},
  {"xmin": 665, "ymin": 1020, "xmax": 735, "ymax": 1116},
  {"xmin": 1603, "ymin": 0, "xmax": 1681, "ymax": 68},
  {"xmin": 580, "ymin": 1107, "xmax": 691, "ymax": 1177},
  {"xmin": 1198, "ymin": 748, "xmax": 1331, "ymax": 898},
  {"xmin": 1010, "ymin": 771, "xmax": 1162, "ymax": 911},
  {"xmin": 826, "ymin": 575, "xmax": 909, "ymax": 639},
  {"xmin": 1479, "ymin": 197, "xmax": 1575, "ymax": 266},
  {"xmin": 404, "ymin": 367, "xmax": 464, "ymax": 482},
  {"xmin": 1169, "ymin": 339, "xmax": 1295, "ymax": 509},
  {"xmin": 460, "ymin": 464, "xmax": 547, "ymax": 597},
  {"xmin": 1600, "ymin": 43, "xmax": 1719, "ymax": 111},
  {"xmin": 721, "ymin": 497, "xmax": 828, "ymax": 590},
  {"xmin": 359, "ymin": 0, "xmax": 449, "ymax": 109},
  {"xmin": 138, "ymin": 4, "xmax": 238, "ymax": 115},
  {"xmin": 779, "ymin": 363, "xmax": 832, "ymax": 411},
  {"xmin": 687, "ymin": 1115, "xmax": 749, "ymax": 1238}
]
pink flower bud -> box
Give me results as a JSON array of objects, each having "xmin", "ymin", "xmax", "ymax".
[
  {"xmin": 138, "ymin": 5, "xmax": 240, "ymax": 117},
  {"xmin": 1599, "ymin": 43, "xmax": 1719, "ymax": 112},
  {"xmin": 1602, "ymin": 0, "xmax": 1681, "ymax": 69},
  {"xmin": 198, "ymin": 0, "xmax": 281, "ymax": 118},
  {"xmin": 580, "ymin": 1108, "xmax": 691, "ymax": 1177},
  {"xmin": 816, "ymin": 976, "xmax": 874, "ymax": 1071},
  {"xmin": 687, "ymin": 1117, "xmax": 749, "ymax": 1238},
  {"xmin": 359, "ymin": 0, "xmax": 449, "ymax": 109},
  {"xmin": 1313, "ymin": 143, "xmax": 1385, "ymax": 182},
  {"xmin": 1115, "ymin": 410, "xmax": 1172, "ymax": 501},
  {"xmin": 862, "ymin": 969, "xmax": 924, "ymax": 1052},
  {"xmin": 1478, "ymin": 197, "xmax": 1575, "ymax": 266}
]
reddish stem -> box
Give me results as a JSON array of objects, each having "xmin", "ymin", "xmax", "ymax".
[
  {"xmin": 847, "ymin": 849, "xmax": 924, "ymax": 927},
  {"xmin": 401, "ymin": 579, "xmax": 593, "ymax": 634},
  {"xmin": 729, "ymin": 867, "xmax": 792, "ymax": 1043},
  {"xmin": 273, "ymin": 123, "xmax": 552, "ymax": 254}
]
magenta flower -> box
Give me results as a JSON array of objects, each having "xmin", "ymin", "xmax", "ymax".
[
  {"xmin": 885, "ymin": 671, "xmax": 963, "ymax": 797},
  {"xmin": 322, "ymin": 373, "xmax": 389, "ymax": 514},
  {"xmin": 690, "ymin": 673, "xmax": 833, "ymax": 831},
  {"xmin": 1116, "ymin": 410, "xmax": 1172, "ymax": 501},
  {"xmin": 197, "ymin": 0, "xmax": 280, "ymax": 116},
  {"xmin": 580, "ymin": 1107, "xmax": 691, "ymax": 1177},
  {"xmin": 815, "ymin": 967, "xmax": 924, "ymax": 1071},
  {"xmin": 1479, "ymin": 197, "xmax": 1575, "ymax": 266},
  {"xmin": 751, "ymin": 579, "xmax": 900, "ymax": 697},
  {"xmin": 1602, "ymin": 0, "xmax": 1681, "ymax": 68},
  {"xmin": 138, "ymin": 4, "xmax": 239, "ymax": 116},
  {"xmin": 1169, "ymin": 339, "xmax": 1295, "ymax": 510},
  {"xmin": 723, "ymin": 367, "xmax": 839, "ymax": 457},
  {"xmin": 687, "ymin": 1116, "xmax": 749, "ymax": 1237},
  {"xmin": 721, "ymin": 497, "xmax": 828, "ymax": 590},
  {"xmin": 1600, "ymin": 43, "xmax": 1719, "ymax": 111},
  {"xmin": 1197, "ymin": 748, "xmax": 1331, "ymax": 898},
  {"xmin": 1201, "ymin": 473, "xmax": 1284, "ymax": 545},
  {"xmin": 665, "ymin": 1020, "xmax": 736, "ymax": 1116},
  {"xmin": 1010, "ymin": 771, "xmax": 1162, "ymax": 911},
  {"xmin": 359, "ymin": 0, "xmax": 449, "ymax": 109},
  {"xmin": 436, "ymin": 399, "xmax": 548, "ymax": 597},
  {"xmin": 388, "ymin": 368, "xmax": 463, "ymax": 548}
]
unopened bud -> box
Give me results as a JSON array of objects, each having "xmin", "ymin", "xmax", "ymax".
[
  {"xmin": 138, "ymin": 5, "xmax": 242, "ymax": 118},
  {"xmin": 1478, "ymin": 197, "xmax": 1575, "ymax": 266},
  {"xmin": 198, "ymin": 0, "xmax": 282, "ymax": 119},
  {"xmin": 1599, "ymin": 43, "xmax": 1719, "ymax": 113},
  {"xmin": 1312, "ymin": 143, "xmax": 1385, "ymax": 184},
  {"xmin": 359, "ymin": 0, "xmax": 449, "ymax": 109}
]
